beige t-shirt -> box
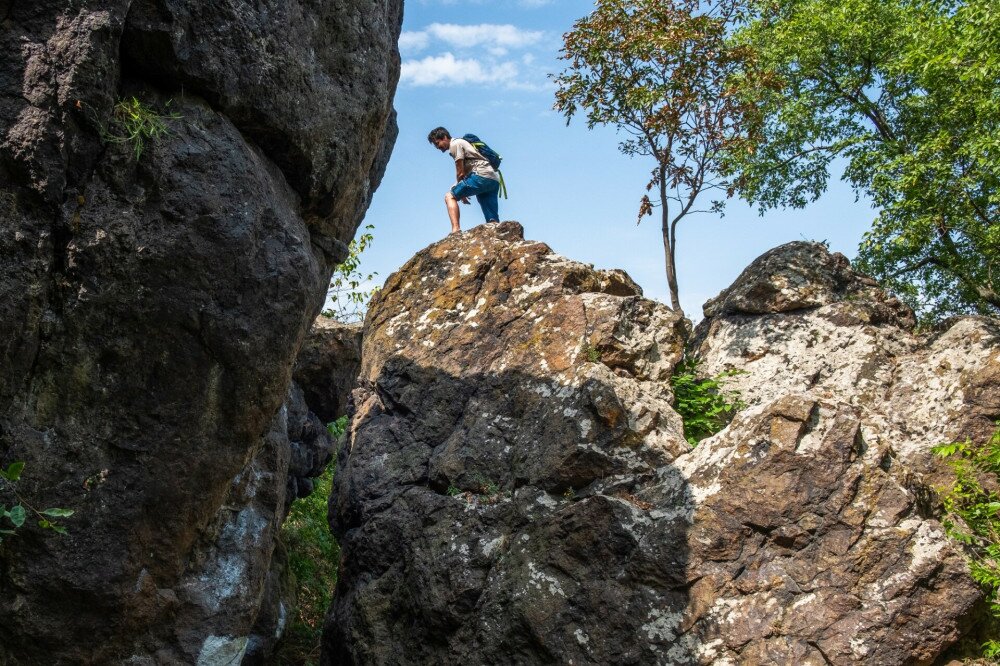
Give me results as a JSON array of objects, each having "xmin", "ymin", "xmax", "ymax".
[{"xmin": 449, "ymin": 138, "xmax": 499, "ymax": 181}]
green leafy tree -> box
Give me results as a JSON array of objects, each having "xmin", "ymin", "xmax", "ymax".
[
  {"xmin": 322, "ymin": 224, "xmax": 379, "ymax": 323},
  {"xmin": 725, "ymin": 0, "xmax": 1000, "ymax": 320},
  {"xmin": 553, "ymin": 0, "xmax": 762, "ymax": 314}
]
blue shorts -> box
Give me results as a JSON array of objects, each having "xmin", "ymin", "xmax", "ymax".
[{"xmin": 451, "ymin": 174, "xmax": 500, "ymax": 222}]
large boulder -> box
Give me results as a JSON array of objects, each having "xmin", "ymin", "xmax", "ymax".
[
  {"xmin": 693, "ymin": 241, "xmax": 1000, "ymax": 484},
  {"xmin": 293, "ymin": 317, "xmax": 364, "ymax": 424},
  {"xmin": 676, "ymin": 394, "xmax": 978, "ymax": 664},
  {"xmin": 120, "ymin": 0, "xmax": 400, "ymax": 243},
  {"xmin": 702, "ymin": 241, "xmax": 916, "ymax": 327},
  {"xmin": 324, "ymin": 225, "xmax": 979, "ymax": 664},
  {"xmin": 0, "ymin": 0, "xmax": 400, "ymax": 662}
]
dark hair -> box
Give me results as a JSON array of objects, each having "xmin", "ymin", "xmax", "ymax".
[{"xmin": 427, "ymin": 127, "xmax": 450, "ymax": 143}]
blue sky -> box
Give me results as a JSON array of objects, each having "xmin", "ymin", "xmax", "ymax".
[{"xmin": 353, "ymin": 0, "xmax": 877, "ymax": 320}]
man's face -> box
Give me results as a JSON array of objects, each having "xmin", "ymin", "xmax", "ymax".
[{"xmin": 432, "ymin": 136, "xmax": 450, "ymax": 152}]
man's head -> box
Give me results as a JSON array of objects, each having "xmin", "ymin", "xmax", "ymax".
[{"xmin": 428, "ymin": 127, "xmax": 451, "ymax": 152}]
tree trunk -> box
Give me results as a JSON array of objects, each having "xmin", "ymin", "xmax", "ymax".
[{"xmin": 660, "ymin": 176, "xmax": 682, "ymax": 313}]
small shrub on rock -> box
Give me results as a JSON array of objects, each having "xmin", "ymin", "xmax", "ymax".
[
  {"xmin": 670, "ymin": 357, "xmax": 744, "ymax": 446},
  {"xmin": 322, "ymin": 225, "xmax": 379, "ymax": 323},
  {"xmin": 0, "ymin": 461, "xmax": 73, "ymax": 543},
  {"xmin": 934, "ymin": 426, "xmax": 1000, "ymax": 659},
  {"xmin": 101, "ymin": 97, "xmax": 181, "ymax": 160}
]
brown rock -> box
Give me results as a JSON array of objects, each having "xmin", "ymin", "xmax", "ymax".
[
  {"xmin": 693, "ymin": 244, "xmax": 1000, "ymax": 488},
  {"xmin": 701, "ymin": 241, "xmax": 915, "ymax": 329},
  {"xmin": 678, "ymin": 396, "xmax": 978, "ymax": 664}
]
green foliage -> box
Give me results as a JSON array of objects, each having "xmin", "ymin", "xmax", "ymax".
[
  {"xmin": 670, "ymin": 357, "xmax": 744, "ymax": 446},
  {"xmin": 273, "ymin": 423, "xmax": 344, "ymax": 665},
  {"xmin": 445, "ymin": 475, "xmax": 507, "ymax": 506},
  {"xmin": 322, "ymin": 225, "xmax": 379, "ymax": 324},
  {"xmin": 326, "ymin": 415, "xmax": 349, "ymax": 440},
  {"xmin": 0, "ymin": 462, "xmax": 74, "ymax": 542},
  {"xmin": 725, "ymin": 0, "xmax": 1000, "ymax": 321},
  {"xmin": 102, "ymin": 97, "xmax": 181, "ymax": 160},
  {"xmin": 472, "ymin": 474, "xmax": 500, "ymax": 497},
  {"xmin": 553, "ymin": 0, "xmax": 763, "ymax": 313},
  {"xmin": 933, "ymin": 426, "xmax": 1000, "ymax": 659}
]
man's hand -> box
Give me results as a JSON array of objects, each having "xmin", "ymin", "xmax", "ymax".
[{"xmin": 460, "ymin": 197, "xmax": 470, "ymax": 204}]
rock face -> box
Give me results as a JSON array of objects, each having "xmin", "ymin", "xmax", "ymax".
[
  {"xmin": 693, "ymin": 241, "xmax": 1000, "ymax": 484},
  {"xmin": 326, "ymin": 227, "xmax": 982, "ymax": 664},
  {"xmin": 294, "ymin": 317, "xmax": 364, "ymax": 424},
  {"xmin": 0, "ymin": 1, "xmax": 400, "ymax": 663}
]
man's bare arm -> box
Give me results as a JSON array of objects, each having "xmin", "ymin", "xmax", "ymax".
[{"xmin": 454, "ymin": 159, "xmax": 470, "ymax": 203}]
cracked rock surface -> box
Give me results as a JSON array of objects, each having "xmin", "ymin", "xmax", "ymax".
[
  {"xmin": 0, "ymin": 0, "xmax": 399, "ymax": 662},
  {"xmin": 324, "ymin": 225, "xmax": 980, "ymax": 664}
]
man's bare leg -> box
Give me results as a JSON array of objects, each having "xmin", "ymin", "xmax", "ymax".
[{"xmin": 445, "ymin": 192, "xmax": 461, "ymax": 234}]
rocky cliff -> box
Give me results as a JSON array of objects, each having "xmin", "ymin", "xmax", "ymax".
[
  {"xmin": 325, "ymin": 224, "xmax": 991, "ymax": 665},
  {"xmin": 0, "ymin": 1, "xmax": 400, "ymax": 663}
]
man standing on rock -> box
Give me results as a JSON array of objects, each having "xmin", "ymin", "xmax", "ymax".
[{"xmin": 428, "ymin": 127, "xmax": 500, "ymax": 235}]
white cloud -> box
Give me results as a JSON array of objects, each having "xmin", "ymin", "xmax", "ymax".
[
  {"xmin": 400, "ymin": 53, "xmax": 519, "ymax": 87},
  {"xmin": 398, "ymin": 23, "xmax": 548, "ymax": 89},
  {"xmin": 398, "ymin": 31, "xmax": 430, "ymax": 54},
  {"xmin": 402, "ymin": 23, "xmax": 544, "ymax": 53},
  {"xmin": 429, "ymin": 23, "xmax": 544, "ymax": 49}
]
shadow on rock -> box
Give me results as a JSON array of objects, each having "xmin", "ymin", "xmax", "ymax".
[{"xmin": 326, "ymin": 358, "xmax": 695, "ymax": 666}]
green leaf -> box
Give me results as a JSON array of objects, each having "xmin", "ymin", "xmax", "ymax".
[
  {"xmin": 2, "ymin": 461, "xmax": 24, "ymax": 482},
  {"xmin": 41, "ymin": 508, "xmax": 74, "ymax": 518},
  {"xmin": 8, "ymin": 505, "xmax": 26, "ymax": 528}
]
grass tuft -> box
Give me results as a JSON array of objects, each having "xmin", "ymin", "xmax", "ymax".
[{"xmin": 102, "ymin": 97, "xmax": 181, "ymax": 160}]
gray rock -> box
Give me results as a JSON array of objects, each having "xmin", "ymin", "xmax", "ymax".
[
  {"xmin": 702, "ymin": 241, "xmax": 915, "ymax": 328},
  {"xmin": 324, "ymin": 222, "xmax": 691, "ymax": 664},
  {"xmin": 0, "ymin": 0, "xmax": 399, "ymax": 662},
  {"xmin": 293, "ymin": 317, "xmax": 363, "ymax": 423},
  {"xmin": 323, "ymin": 225, "xmax": 978, "ymax": 664},
  {"xmin": 121, "ymin": 0, "xmax": 402, "ymax": 244}
]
